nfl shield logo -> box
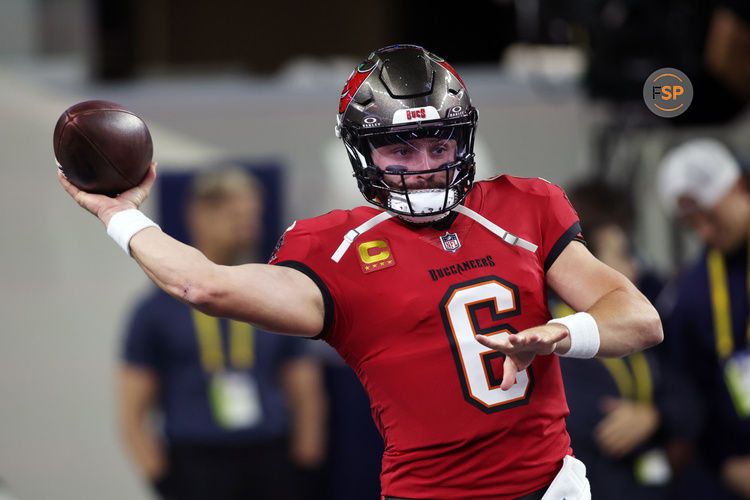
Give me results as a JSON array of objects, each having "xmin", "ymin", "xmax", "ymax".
[{"xmin": 440, "ymin": 232, "xmax": 461, "ymax": 252}]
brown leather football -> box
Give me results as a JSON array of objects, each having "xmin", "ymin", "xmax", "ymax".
[{"xmin": 53, "ymin": 100, "xmax": 153, "ymax": 196}]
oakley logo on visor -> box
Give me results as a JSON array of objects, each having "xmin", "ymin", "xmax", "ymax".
[{"xmin": 393, "ymin": 106, "xmax": 440, "ymax": 124}]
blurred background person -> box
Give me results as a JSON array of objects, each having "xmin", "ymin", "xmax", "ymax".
[
  {"xmin": 118, "ymin": 166, "xmax": 327, "ymax": 500},
  {"xmin": 550, "ymin": 180, "xmax": 702, "ymax": 499},
  {"xmin": 657, "ymin": 138, "xmax": 750, "ymax": 499}
]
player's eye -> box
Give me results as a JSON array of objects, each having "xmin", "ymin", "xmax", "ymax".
[{"xmin": 432, "ymin": 143, "xmax": 452, "ymax": 155}]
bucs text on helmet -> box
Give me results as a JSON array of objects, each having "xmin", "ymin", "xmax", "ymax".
[{"xmin": 336, "ymin": 44, "xmax": 479, "ymax": 223}]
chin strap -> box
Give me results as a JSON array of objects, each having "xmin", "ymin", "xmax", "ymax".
[{"xmin": 330, "ymin": 205, "xmax": 538, "ymax": 263}]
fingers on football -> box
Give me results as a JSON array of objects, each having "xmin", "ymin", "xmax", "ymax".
[
  {"xmin": 58, "ymin": 169, "xmax": 78, "ymax": 195},
  {"xmin": 144, "ymin": 162, "xmax": 157, "ymax": 186},
  {"xmin": 117, "ymin": 163, "xmax": 156, "ymax": 206},
  {"xmin": 58, "ymin": 170, "xmax": 94, "ymax": 209}
]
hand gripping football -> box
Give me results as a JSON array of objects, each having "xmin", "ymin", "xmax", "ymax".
[{"xmin": 53, "ymin": 100, "xmax": 153, "ymax": 196}]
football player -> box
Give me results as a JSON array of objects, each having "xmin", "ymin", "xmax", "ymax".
[{"xmin": 59, "ymin": 45, "xmax": 662, "ymax": 500}]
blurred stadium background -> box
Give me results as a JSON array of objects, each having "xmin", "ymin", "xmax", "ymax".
[{"xmin": 1, "ymin": 1, "xmax": 749, "ymax": 499}]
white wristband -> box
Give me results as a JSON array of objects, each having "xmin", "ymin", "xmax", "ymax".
[
  {"xmin": 547, "ymin": 312, "xmax": 600, "ymax": 359},
  {"xmin": 106, "ymin": 209, "xmax": 160, "ymax": 256}
]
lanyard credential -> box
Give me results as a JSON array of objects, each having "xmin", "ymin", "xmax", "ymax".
[
  {"xmin": 601, "ymin": 353, "xmax": 653, "ymax": 404},
  {"xmin": 191, "ymin": 309, "xmax": 255, "ymax": 373},
  {"xmin": 707, "ymin": 245, "xmax": 750, "ymax": 361},
  {"xmin": 191, "ymin": 310, "xmax": 262, "ymax": 429},
  {"xmin": 707, "ymin": 245, "xmax": 750, "ymax": 418}
]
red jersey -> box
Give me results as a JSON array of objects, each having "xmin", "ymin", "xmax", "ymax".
[{"xmin": 270, "ymin": 175, "xmax": 582, "ymax": 499}]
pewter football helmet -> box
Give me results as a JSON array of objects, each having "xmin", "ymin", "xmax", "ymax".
[{"xmin": 336, "ymin": 45, "xmax": 478, "ymax": 222}]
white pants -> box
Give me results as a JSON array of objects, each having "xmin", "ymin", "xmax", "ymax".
[{"xmin": 541, "ymin": 455, "xmax": 591, "ymax": 500}]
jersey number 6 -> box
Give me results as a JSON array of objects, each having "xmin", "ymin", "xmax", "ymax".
[{"xmin": 439, "ymin": 276, "xmax": 534, "ymax": 413}]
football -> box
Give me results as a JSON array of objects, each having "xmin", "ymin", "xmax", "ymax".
[{"xmin": 53, "ymin": 100, "xmax": 153, "ymax": 196}]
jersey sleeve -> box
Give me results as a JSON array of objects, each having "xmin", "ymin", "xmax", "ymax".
[
  {"xmin": 268, "ymin": 220, "xmax": 337, "ymax": 340},
  {"xmin": 539, "ymin": 181, "xmax": 583, "ymax": 272}
]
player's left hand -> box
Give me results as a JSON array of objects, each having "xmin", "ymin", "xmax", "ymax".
[{"xmin": 475, "ymin": 324, "xmax": 568, "ymax": 391}]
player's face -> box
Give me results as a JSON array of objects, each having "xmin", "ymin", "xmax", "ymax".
[
  {"xmin": 590, "ymin": 224, "xmax": 637, "ymax": 282},
  {"xmin": 680, "ymin": 186, "xmax": 750, "ymax": 252},
  {"xmin": 371, "ymin": 137, "xmax": 458, "ymax": 190},
  {"xmin": 192, "ymin": 188, "xmax": 263, "ymax": 255}
]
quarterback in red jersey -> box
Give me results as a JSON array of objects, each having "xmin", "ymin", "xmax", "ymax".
[
  {"xmin": 270, "ymin": 176, "xmax": 581, "ymax": 498},
  {"xmin": 58, "ymin": 45, "xmax": 662, "ymax": 499}
]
